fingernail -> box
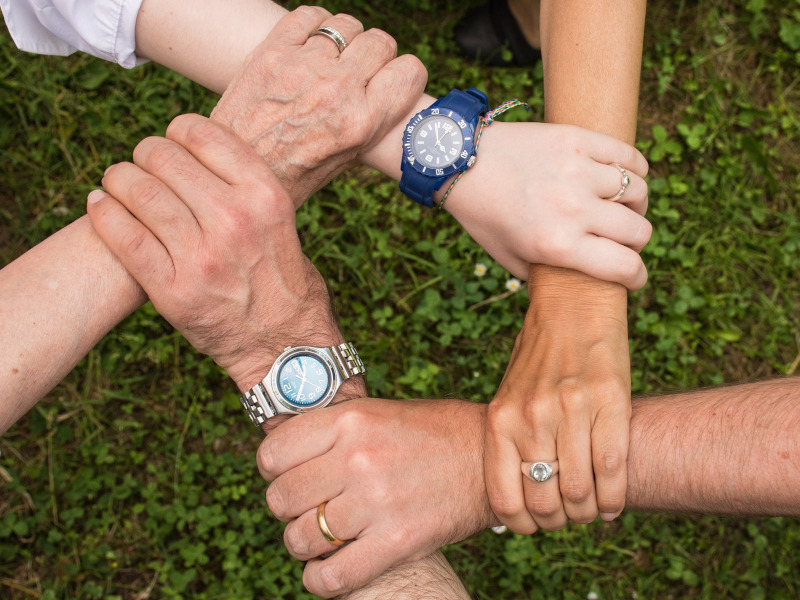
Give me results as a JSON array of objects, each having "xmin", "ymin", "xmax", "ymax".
[
  {"xmin": 87, "ymin": 189, "xmax": 105, "ymax": 204},
  {"xmin": 600, "ymin": 512, "xmax": 617, "ymax": 522}
]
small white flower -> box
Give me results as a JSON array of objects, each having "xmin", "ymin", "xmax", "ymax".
[
  {"xmin": 587, "ymin": 593, "xmax": 599, "ymax": 600},
  {"xmin": 474, "ymin": 263, "xmax": 487, "ymax": 277},
  {"xmin": 491, "ymin": 525, "xmax": 508, "ymax": 534},
  {"xmin": 505, "ymin": 277, "xmax": 521, "ymax": 292},
  {"xmin": 473, "ymin": 371, "xmax": 481, "ymax": 379},
  {"xmin": 631, "ymin": 593, "xmax": 638, "ymax": 600}
]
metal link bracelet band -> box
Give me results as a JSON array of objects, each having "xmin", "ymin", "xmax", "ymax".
[{"xmin": 239, "ymin": 342, "xmax": 365, "ymax": 426}]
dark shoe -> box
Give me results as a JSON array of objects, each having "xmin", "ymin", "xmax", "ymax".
[{"xmin": 454, "ymin": 0, "xmax": 542, "ymax": 67}]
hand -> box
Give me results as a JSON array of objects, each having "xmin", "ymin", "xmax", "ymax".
[
  {"xmin": 442, "ymin": 121, "xmax": 651, "ymax": 289},
  {"xmin": 256, "ymin": 399, "xmax": 495, "ymax": 599},
  {"xmin": 485, "ymin": 266, "xmax": 630, "ymax": 534},
  {"xmin": 210, "ymin": 6, "xmax": 427, "ymax": 206},
  {"xmin": 86, "ymin": 114, "xmax": 338, "ymax": 393}
]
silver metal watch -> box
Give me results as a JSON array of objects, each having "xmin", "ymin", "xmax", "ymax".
[{"xmin": 239, "ymin": 343, "xmax": 365, "ymax": 427}]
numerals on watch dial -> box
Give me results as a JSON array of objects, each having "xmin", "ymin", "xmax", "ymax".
[
  {"xmin": 411, "ymin": 115, "xmax": 465, "ymax": 169},
  {"xmin": 276, "ymin": 354, "xmax": 331, "ymax": 407}
]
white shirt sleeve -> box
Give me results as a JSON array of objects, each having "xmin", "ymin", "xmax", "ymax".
[{"xmin": 0, "ymin": 0, "xmax": 147, "ymax": 68}]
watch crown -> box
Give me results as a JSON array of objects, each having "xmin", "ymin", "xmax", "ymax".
[{"xmin": 466, "ymin": 155, "xmax": 477, "ymax": 168}]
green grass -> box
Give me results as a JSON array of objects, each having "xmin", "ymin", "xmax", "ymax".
[{"xmin": 1, "ymin": 0, "xmax": 799, "ymax": 598}]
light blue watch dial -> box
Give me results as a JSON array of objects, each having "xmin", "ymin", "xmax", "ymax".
[{"xmin": 277, "ymin": 354, "xmax": 332, "ymax": 407}]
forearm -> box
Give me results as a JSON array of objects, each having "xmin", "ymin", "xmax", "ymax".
[
  {"xmin": 132, "ymin": 0, "xmax": 431, "ymax": 183},
  {"xmin": 627, "ymin": 378, "xmax": 800, "ymax": 516},
  {"xmin": 338, "ymin": 550, "xmax": 470, "ymax": 600},
  {"xmin": 0, "ymin": 216, "xmax": 144, "ymax": 432},
  {"xmin": 533, "ymin": 0, "xmax": 646, "ymax": 288}
]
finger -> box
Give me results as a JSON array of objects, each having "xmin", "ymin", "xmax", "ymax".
[
  {"xmin": 592, "ymin": 403, "xmax": 629, "ymax": 522},
  {"xmin": 586, "ymin": 200, "xmax": 653, "ymax": 252},
  {"xmin": 282, "ymin": 496, "xmax": 360, "ymax": 561},
  {"xmin": 556, "ymin": 411, "xmax": 599, "ymax": 524},
  {"xmin": 569, "ymin": 236, "xmax": 649, "ymax": 291},
  {"xmin": 484, "ymin": 410, "xmax": 539, "ymax": 534},
  {"xmin": 302, "ymin": 536, "xmax": 399, "ymax": 598},
  {"xmin": 257, "ymin": 408, "xmax": 342, "ymax": 481},
  {"xmin": 101, "ymin": 161, "xmax": 201, "ymax": 253},
  {"xmin": 340, "ymin": 28, "xmax": 398, "ymax": 84},
  {"xmin": 165, "ymin": 114, "xmax": 277, "ymax": 188},
  {"xmin": 594, "ymin": 165, "xmax": 649, "ymax": 216},
  {"xmin": 581, "ymin": 129, "xmax": 649, "ymax": 178},
  {"xmin": 362, "ymin": 54, "xmax": 428, "ymax": 145},
  {"xmin": 266, "ymin": 6, "xmax": 333, "ymax": 48},
  {"xmin": 518, "ymin": 416, "xmax": 567, "ymax": 531},
  {"xmin": 305, "ymin": 13, "xmax": 364, "ymax": 57},
  {"xmin": 266, "ymin": 454, "xmax": 344, "ymax": 522},
  {"xmin": 86, "ymin": 188, "xmax": 173, "ymax": 290}
]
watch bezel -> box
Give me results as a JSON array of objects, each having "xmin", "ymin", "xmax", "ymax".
[
  {"xmin": 266, "ymin": 346, "xmax": 340, "ymax": 414},
  {"xmin": 402, "ymin": 107, "xmax": 476, "ymax": 178}
]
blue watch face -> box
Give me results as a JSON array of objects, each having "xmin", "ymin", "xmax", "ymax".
[
  {"xmin": 403, "ymin": 107, "xmax": 475, "ymax": 177},
  {"xmin": 276, "ymin": 354, "xmax": 332, "ymax": 408}
]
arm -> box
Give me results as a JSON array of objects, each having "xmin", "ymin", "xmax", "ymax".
[
  {"xmin": 0, "ymin": 7, "xmax": 424, "ymax": 431},
  {"xmin": 483, "ymin": 0, "xmax": 648, "ymax": 534},
  {"xmin": 87, "ymin": 113, "xmax": 470, "ymax": 600},
  {"xmin": 258, "ymin": 378, "xmax": 800, "ymax": 596}
]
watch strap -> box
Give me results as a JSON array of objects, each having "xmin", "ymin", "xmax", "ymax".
[
  {"xmin": 328, "ymin": 342, "xmax": 366, "ymax": 380},
  {"xmin": 400, "ymin": 88, "xmax": 489, "ymax": 208},
  {"xmin": 240, "ymin": 381, "xmax": 279, "ymax": 426}
]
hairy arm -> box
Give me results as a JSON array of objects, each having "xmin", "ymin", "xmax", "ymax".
[{"xmin": 627, "ymin": 378, "xmax": 800, "ymax": 515}]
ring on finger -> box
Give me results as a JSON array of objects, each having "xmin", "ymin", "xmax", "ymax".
[
  {"xmin": 604, "ymin": 163, "xmax": 631, "ymax": 201},
  {"xmin": 521, "ymin": 460, "xmax": 559, "ymax": 483},
  {"xmin": 316, "ymin": 501, "xmax": 349, "ymax": 546},
  {"xmin": 308, "ymin": 26, "xmax": 348, "ymax": 54}
]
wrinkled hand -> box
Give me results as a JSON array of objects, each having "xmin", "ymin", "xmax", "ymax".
[
  {"xmin": 485, "ymin": 267, "xmax": 630, "ymax": 534},
  {"xmin": 257, "ymin": 399, "xmax": 495, "ymax": 599},
  {"xmin": 86, "ymin": 115, "xmax": 337, "ymax": 392},
  {"xmin": 210, "ymin": 6, "xmax": 427, "ymax": 205},
  {"xmin": 442, "ymin": 122, "xmax": 651, "ymax": 289}
]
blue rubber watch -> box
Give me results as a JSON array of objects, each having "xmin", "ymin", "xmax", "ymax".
[{"xmin": 399, "ymin": 88, "xmax": 489, "ymax": 208}]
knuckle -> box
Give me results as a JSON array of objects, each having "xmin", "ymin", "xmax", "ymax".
[
  {"xmin": 528, "ymin": 495, "xmax": 561, "ymax": 519},
  {"xmin": 128, "ymin": 177, "xmax": 165, "ymax": 211},
  {"xmin": 487, "ymin": 485, "xmax": 524, "ymax": 520},
  {"xmin": 265, "ymin": 484, "xmax": 287, "ymax": 520},
  {"xmin": 635, "ymin": 217, "xmax": 653, "ymax": 248},
  {"xmin": 183, "ymin": 117, "xmax": 226, "ymax": 149},
  {"xmin": 119, "ymin": 227, "xmax": 148, "ymax": 258},
  {"xmin": 617, "ymin": 252, "xmax": 645, "ymax": 286},
  {"xmin": 346, "ymin": 446, "xmax": 378, "ymax": 477},
  {"xmin": 317, "ymin": 564, "xmax": 345, "ymax": 596},
  {"xmin": 283, "ymin": 523, "xmax": 307, "ymax": 557},
  {"xmin": 336, "ymin": 13, "xmax": 364, "ymax": 33},
  {"xmin": 560, "ymin": 476, "xmax": 593, "ymax": 505},
  {"xmin": 366, "ymin": 28, "xmax": 397, "ymax": 56},
  {"xmin": 596, "ymin": 448, "xmax": 626, "ymax": 477},
  {"xmin": 257, "ymin": 442, "xmax": 278, "ymax": 479},
  {"xmin": 296, "ymin": 5, "xmax": 330, "ymax": 20}
]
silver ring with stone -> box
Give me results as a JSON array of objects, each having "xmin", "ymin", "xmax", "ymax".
[
  {"xmin": 605, "ymin": 163, "xmax": 631, "ymax": 201},
  {"xmin": 521, "ymin": 460, "xmax": 559, "ymax": 483},
  {"xmin": 308, "ymin": 26, "xmax": 348, "ymax": 54}
]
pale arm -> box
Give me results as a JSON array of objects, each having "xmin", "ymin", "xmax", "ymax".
[{"xmin": 0, "ymin": 217, "xmax": 145, "ymax": 432}]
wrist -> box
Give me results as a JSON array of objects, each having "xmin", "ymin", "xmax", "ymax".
[{"xmin": 527, "ymin": 264, "xmax": 627, "ymax": 317}]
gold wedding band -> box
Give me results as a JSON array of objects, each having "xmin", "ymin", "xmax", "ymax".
[
  {"xmin": 309, "ymin": 26, "xmax": 348, "ymax": 54},
  {"xmin": 317, "ymin": 501, "xmax": 348, "ymax": 546}
]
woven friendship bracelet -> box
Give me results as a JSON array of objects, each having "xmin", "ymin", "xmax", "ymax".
[{"xmin": 438, "ymin": 99, "xmax": 530, "ymax": 209}]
